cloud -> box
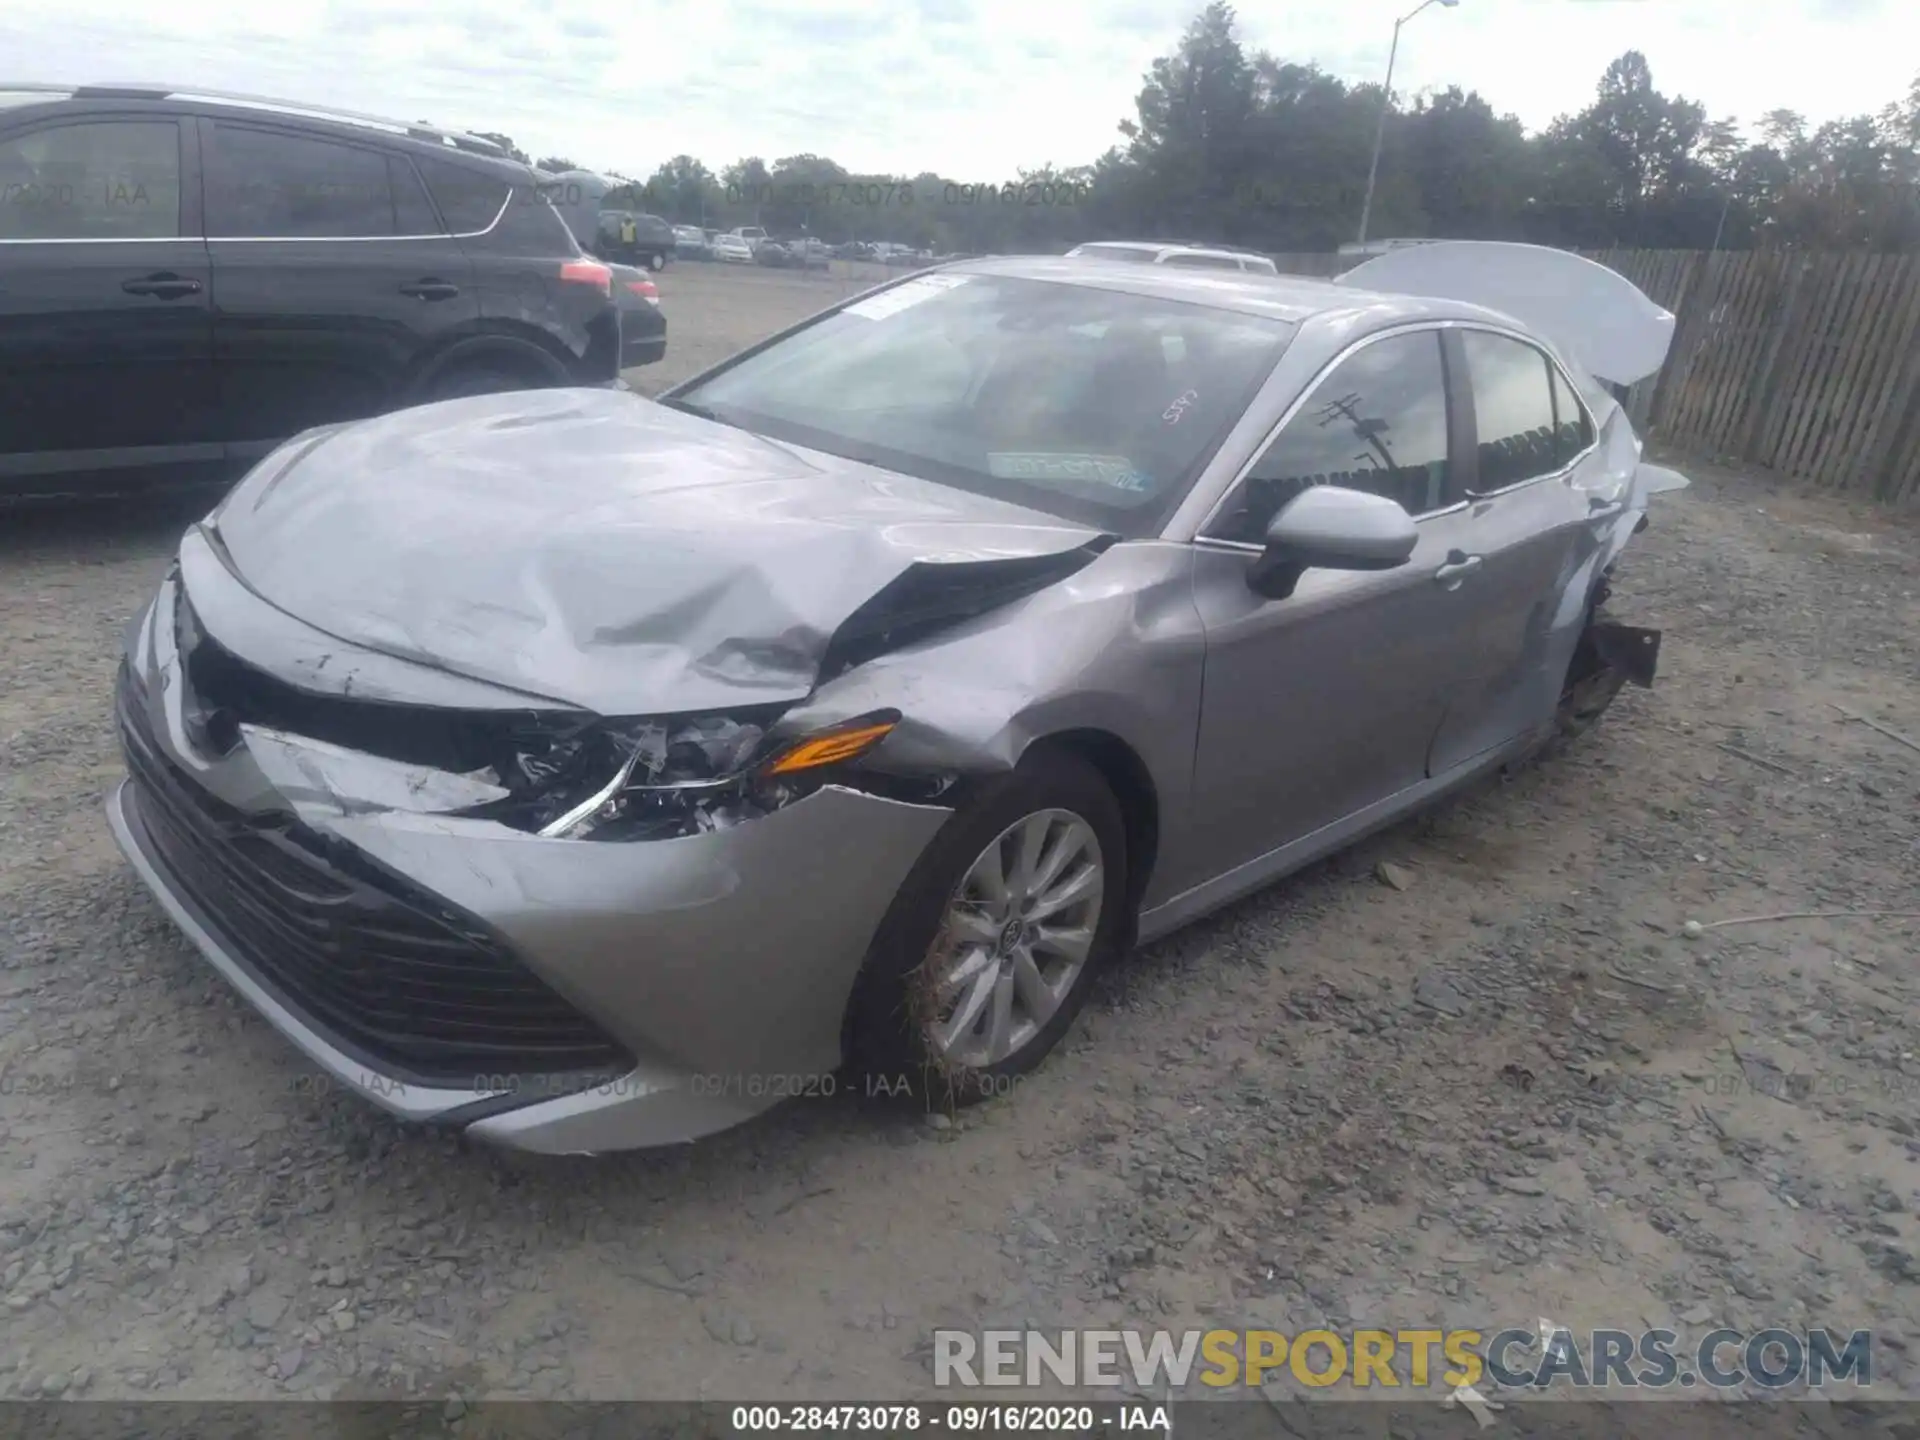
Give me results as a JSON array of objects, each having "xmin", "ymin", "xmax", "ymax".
[{"xmin": 0, "ymin": 0, "xmax": 1908, "ymax": 179}]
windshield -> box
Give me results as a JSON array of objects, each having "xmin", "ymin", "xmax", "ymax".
[{"xmin": 670, "ymin": 272, "xmax": 1295, "ymax": 537}]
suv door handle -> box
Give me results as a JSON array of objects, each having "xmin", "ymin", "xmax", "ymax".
[
  {"xmin": 1433, "ymin": 552, "xmax": 1483, "ymax": 587},
  {"xmin": 400, "ymin": 280, "xmax": 461, "ymax": 301},
  {"xmin": 122, "ymin": 273, "xmax": 202, "ymax": 300}
]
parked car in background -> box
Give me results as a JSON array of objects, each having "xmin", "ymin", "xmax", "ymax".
[
  {"xmin": 108, "ymin": 243, "xmax": 1686, "ymax": 1152},
  {"xmin": 730, "ymin": 225, "xmax": 768, "ymax": 247},
  {"xmin": 596, "ymin": 210, "xmax": 675, "ymax": 271},
  {"xmin": 605, "ymin": 261, "xmax": 666, "ymax": 368},
  {"xmin": 754, "ymin": 239, "xmax": 797, "ymax": 268},
  {"xmin": 786, "ymin": 236, "xmax": 830, "ymax": 269},
  {"xmin": 712, "ymin": 232, "xmax": 755, "ymax": 264},
  {"xmin": 0, "ymin": 81, "xmax": 620, "ymax": 500},
  {"xmin": 672, "ymin": 224, "xmax": 712, "ymax": 260},
  {"xmin": 1066, "ymin": 241, "xmax": 1279, "ymax": 274}
]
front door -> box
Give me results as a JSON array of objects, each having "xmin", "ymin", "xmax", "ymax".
[
  {"xmin": 0, "ymin": 114, "xmax": 217, "ymax": 490},
  {"xmin": 1186, "ymin": 328, "xmax": 1480, "ymax": 883}
]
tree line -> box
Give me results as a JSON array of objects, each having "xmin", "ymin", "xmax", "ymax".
[{"xmin": 479, "ymin": 2, "xmax": 1920, "ymax": 255}]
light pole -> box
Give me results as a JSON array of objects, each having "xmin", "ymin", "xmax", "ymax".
[{"xmin": 1356, "ymin": 0, "xmax": 1459, "ymax": 249}]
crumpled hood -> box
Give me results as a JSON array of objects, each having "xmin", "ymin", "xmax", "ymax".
[{"xmin": 210, "ymin": 389, "xmax": 1105, "ymax": 715}]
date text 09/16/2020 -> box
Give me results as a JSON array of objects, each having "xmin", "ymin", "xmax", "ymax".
[
  {"xmin": 728, "ymin": 1404, "xmax": 1166, "ymax": 1434},
  {"xmin": 306, "ymin": 1069, "xmax": 1034, "ymax": 1104}
]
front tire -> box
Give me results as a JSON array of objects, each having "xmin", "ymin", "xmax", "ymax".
[
  {"xmin": 848, "ymin": 749, "xmax": 1128, "ymax": 1108},
  {"xmin": 647, "ymin": 251, "xmax": 667, "ymax": 272}
]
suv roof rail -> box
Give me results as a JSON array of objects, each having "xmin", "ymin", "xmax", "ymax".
[{"xmin": 0, "ymin": 82, "xmax": 508, "ymax": 157}]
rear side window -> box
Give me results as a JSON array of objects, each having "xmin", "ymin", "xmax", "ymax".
[
  {"xmin": 1460, "ymin": 331, "xmax": 1563, "ymax": 490},
  {"xmin": 1549, "ymin": 363, "xmax": 1595, "ymax": 467},
  {"xmin": 1161, "ymin": 253, "xmax": 1243, "ymax": 272},
  {"xmin": 0, "ymin": 120, "xmax": 181, "ymax": 239},
  {"xmin": 1209, "ymin": 330, "xmax": 1454, "ymax": 541},
  {"xmin": 414, "ymin": 155, "xmax": 510, "ymax": 233},
  {"xmin": 207, "ymin": 125, "xmax": 397, "ymax": 238},
  {"xmin": 484, "ymin": 187, "xmax": 580, "ymax": 254}
]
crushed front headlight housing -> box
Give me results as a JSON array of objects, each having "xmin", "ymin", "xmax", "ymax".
[{"xmin": 472, "ymin": 709, "xmax": 906, "ymax": 842}]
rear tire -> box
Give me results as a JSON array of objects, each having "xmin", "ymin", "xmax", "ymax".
[
  {"xmin": 1553, "ymin": 608, "xmax": 1628, "ymax": 743},
  {"xmin": 847, "ymin": 748, "xmax": 1128, "ymax": 1110}
]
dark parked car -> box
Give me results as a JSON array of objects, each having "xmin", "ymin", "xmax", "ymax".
[
  {"xmin": 595, "ymin": 210, "xmax": 674, "ymax": 271},
  {"xmin": 0, "ymin": 82, "xmax": 622, "ymax": 499},
  {"xmin": 605, "ymin": 261, "xmax": 666, "ymax": 368},
  {"xmin": 672, "ymin": 224, "xmax": 711, "ymax": 260}
]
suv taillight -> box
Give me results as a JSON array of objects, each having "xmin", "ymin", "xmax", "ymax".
[
  {"xmin": 624, "ymin": 278, "xmax": 659, "ymax": 305},
  {"xmin": 559, "ymin": 259, "xmax": 612, "ymax": 295}
]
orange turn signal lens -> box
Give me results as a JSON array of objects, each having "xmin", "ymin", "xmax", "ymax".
[{"xmin": 761, "ymin": 716, "xmax": 899, "ymax": 777}]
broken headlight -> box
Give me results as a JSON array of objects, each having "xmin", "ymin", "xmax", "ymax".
[{"xmin": 474, "ymin": 709, "xmax": 904, "ymax": 842}]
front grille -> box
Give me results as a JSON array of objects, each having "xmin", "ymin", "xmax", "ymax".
[{"xmin": 116, "ymin": 665, "xmax": 632, "ymax": 1088}]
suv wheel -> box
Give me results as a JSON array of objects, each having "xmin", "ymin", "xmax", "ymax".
[{"xmin": 646, "ymin": 251, "xmax": 666, "ymax": 272}]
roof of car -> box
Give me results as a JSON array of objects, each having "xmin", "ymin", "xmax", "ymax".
[
  {"xmin": 1, "ymin": 83, "xmax": 532, "ymax": 179},
  {"xmin": 945, "ymin": 254, "xmax": 1453, "ymax": 326}
]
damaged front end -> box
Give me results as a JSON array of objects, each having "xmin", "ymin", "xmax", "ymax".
[
  {"xmin": 172, "ymin": 538, "xmax": 1115, "ymax": 842},
  {"xmin": 181, "ymin": 600, "xmax": 923, "ymax": 841}
]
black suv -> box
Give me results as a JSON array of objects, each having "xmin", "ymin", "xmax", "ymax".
[{"xmin": 0, "ymin": 84, "xmax": 627, "ymax": 498}]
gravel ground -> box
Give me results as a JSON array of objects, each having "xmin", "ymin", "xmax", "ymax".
[{"xmin": 3, "ymin": 263, "xmax": 1919, "ymax": 1406}]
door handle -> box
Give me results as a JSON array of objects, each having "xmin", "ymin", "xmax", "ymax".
[
  {"xmin": 1433, "ymin": 552, "xmax": 1483, "ymax": 587},
  {"xmin": 400, "ymin": 280, "xmax": 461, "ymax": 301},
  {"xmin": 122, "ymin": 273, "xmax": 202, "ymax": 300}
]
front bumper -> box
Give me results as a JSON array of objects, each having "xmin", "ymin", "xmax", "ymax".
[{"xmin": 107, "ymin": 573, "xmax": 951, "ymax": 1153}]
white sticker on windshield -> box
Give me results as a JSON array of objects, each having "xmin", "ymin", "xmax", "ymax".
[
  {"xmin": 843, "ymin": 273, "xmax": 972, "ymax": 320},
  {"xmin": 988, "ymin": 453, "xmax": 1154, "ymax": 493}
]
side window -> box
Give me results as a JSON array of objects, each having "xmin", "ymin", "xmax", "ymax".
[
  {"xmin": 1460, "ymin": 331, "xmax": 1563, "ymax": 491},
  {"xmin": 1208, "ymin": 331, "xmax": 1453, "ymax": 544},
  {"xmin": 1161, "ymin": 253, "xmax": 1241, "ymax": 272},
  {"xmin": 0, "ymin": 121, "xmax": 181, "ymax": 240},
  {"xmin": 484, "ymin": 186, "xmax": 579, "ymax": 254},
  {"xmin": 414, "ymin": 156, "xmax": 510, "ymax": 233},
  {"xmin": 206, "ymin": 125, "xmax": 397, "ymax": 238},
  {"xmin": 1549, "ymin": 363, "xmax": 1595, "ymax": 468},
  {"xmin": 389, "ymin": 157, "xmax": 441, "ymax": 235}
]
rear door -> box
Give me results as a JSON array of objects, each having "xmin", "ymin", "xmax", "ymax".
[
  {"xmin": 1423, "ymin": 326, "xmax": 1599, "ymax": 772},
  {"xmin": 201, "ymin": 117, "xmax": 480, "ymax": 455},
  {"xmin": 0, "ymin": 112, "xmax": 217, "ymax": 491}
]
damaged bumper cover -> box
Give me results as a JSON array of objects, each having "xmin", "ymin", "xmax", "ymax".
[{"xmin": 106, "ymin": 573, "xmax": 953, "ymax": 1153}]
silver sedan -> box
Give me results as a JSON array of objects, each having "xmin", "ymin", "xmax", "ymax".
[{"xmin": 107, "ymin": 243, "xmax": 1687, "ymax": 1153}]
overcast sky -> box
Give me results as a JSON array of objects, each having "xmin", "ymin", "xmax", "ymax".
[{"xmin": 2, "ymin": 0, "xmax": 1912, "ymax": 181}]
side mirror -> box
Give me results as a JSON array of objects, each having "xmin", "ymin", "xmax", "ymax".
[{"xmin": 1247, "ymin": 486, "xmax": 1418, "ymax": 600}]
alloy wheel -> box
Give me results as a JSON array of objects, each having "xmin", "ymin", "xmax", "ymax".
[{"xmin": 923, "ymin": 809, "xmax": 1104, "ymax": 1069}]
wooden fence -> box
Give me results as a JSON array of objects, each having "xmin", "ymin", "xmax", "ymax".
[{"xmin": 1266, "ymin": 249, "xmax": 1920, "ymax": 507}]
